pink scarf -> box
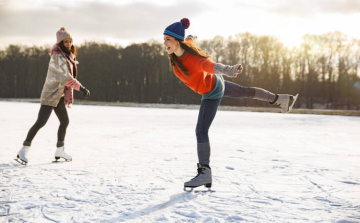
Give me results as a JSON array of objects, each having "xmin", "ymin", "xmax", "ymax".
[{"xmin": 50, "ymin": 44, "xmax": 79, "ymax": 108}]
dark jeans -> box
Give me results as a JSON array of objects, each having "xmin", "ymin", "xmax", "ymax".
[
  {"xmin": 195, "ymin": 81, "xmax": 255, "ymax": 143},
  {"xmin": 23, "ymin": 97, "xmax": 69, "ymax": 147}
]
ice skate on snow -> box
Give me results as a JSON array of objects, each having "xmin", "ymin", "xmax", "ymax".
[
  {"xmin": 54, "ymin": 146, "xmax": 72, "ymax": 162},
  {"xmin": 15, "ymin": 146, "xmax": 30, "ymax": 165},
  {"xmin": 273, "ymin": 94, "xmax": 299, "ymax": 113},
  {"xmin": 184, "ymin": 163, "xmax": 212, "ymax": 192}
]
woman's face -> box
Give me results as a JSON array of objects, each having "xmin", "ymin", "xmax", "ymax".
[
  {"xmin": 63, "ymin": 38, "xmax": 73, "ymax": 50},
  {"xmin": 163, "ymin": 35, "xmax": 179, "ymax": 54}
]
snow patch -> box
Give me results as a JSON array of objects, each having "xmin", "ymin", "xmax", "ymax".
[{"xmin": 1, "ymin": 102, "xmax": 359, "ymax": 222}]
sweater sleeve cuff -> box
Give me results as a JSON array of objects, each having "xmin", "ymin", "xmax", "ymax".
[{"xmin": 64, "ymin": 79, "xmax": 81, "ymax": 91}]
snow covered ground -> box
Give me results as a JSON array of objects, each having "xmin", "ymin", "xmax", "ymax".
[{"xmin": 0, "ymin": 101, "xmax": 359, "ymax": 222}]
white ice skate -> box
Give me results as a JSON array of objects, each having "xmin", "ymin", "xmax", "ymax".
[
  {"xmin": 15, "ymin": 146, "xmax": 30, "ymax": 165},
  {"xmin": 184, "ymin": 163, "xmax": 212, "ymax": 191},
  {"xmin": 274, "ymin": 94, "xmax": 299, "ymax": 113},
  {"xmin": 54, "ymin": 146, "xmax": 72, "ymax": 162}
]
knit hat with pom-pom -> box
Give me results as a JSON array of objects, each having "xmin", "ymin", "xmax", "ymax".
[
  {"xmin": 164, "ymin": 18, "xmax": 190, "ymax": 41},
  {"xmin": 56, "ymin": 27, "xmax": 72, "ymax": 43}
]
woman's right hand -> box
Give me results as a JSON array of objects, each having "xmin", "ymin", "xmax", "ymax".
[
  {"xmin": 234, "ymin": 65, "xmax": 243, "ymax": 77},
  {"xmin": 185, "ymin": 35, "xmax": 197, "ymax": 41},
  {"xmin": 80, "ymin": 85, "xmax": 90, "ymax": 98},
  {"xmin": 237, "ymin": 65, "xmax": 243, "ymax": 73}
]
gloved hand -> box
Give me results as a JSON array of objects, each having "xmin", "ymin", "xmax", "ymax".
[
  {"xmin": 80, "ymin": 85, "xmax": 90, "ymax": 98},
  {"xmin": 185, "ymin": 35, "xmax": 198, "ymax": 41}
]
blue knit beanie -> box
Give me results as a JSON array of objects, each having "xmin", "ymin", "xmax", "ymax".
[{"xmin": 163, "ymin": 18, "xmax": 190, "ymax": 41}]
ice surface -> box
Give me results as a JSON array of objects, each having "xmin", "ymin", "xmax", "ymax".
[{"xmin": 0, "ymin": 101, "xmax": 359, "ymax": 222}]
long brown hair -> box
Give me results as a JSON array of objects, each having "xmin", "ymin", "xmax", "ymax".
[
  {"xmin": 71, "ymin": 45, "xmax": 77, "ymax": 56},
  {"xmin": 59, "ymin": 41, "xmax": 78, "ymax": 57},
  {"xmin": 167, "ymin": 40, "xmax": 210, "ymax": 78}
]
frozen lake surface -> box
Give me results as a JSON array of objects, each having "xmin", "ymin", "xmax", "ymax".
[{"xmin": 0, "ymin": 101, "xmax": 359, "ymax": 222}]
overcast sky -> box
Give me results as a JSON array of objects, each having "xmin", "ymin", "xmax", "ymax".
[{"xmin": 0, "ymin": 0, "xmax": 359, "ymax": 48}]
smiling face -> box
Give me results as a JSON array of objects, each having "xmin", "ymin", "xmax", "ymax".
[
  {"xmin": 63, "ymin": 38, "xmax": 73, "ymax": 50},
  {"xmin": 163, "ymin": 35, "xmax": 180, "ymax": 55}
]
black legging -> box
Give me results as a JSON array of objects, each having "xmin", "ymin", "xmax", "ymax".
[{"xmin": 23, "ymin": 97, "xmax": 69, "ymax": 147}]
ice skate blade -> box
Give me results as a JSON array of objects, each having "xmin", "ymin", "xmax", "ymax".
[
  {"xmin": 52, "ymin": 160, "xmax": 72, "ymax": 163},
  {"xmin": 14, "ymin": 158, "xmax": 27, "ymax": 165},
  {"xmin": 184, "ymin": 183, "xmax": 212, "ymax": 192},
  {"xmin": 184, "ymin": 187, "xmax": 194, "ymax": 192},
  {"xmin": 193, "ymin": 189, "xmax": 214, "ymax": 193},
  {"xmin": 53, "ymin": 157, "xmax": 72, "ymax": 163},
  {"xmin": 288, "ymin": 93, "xmax": 299, "ymax": 113},
  {"xmin": 184, "ymin": 187, "xmax": 214, "ymax": 193}
]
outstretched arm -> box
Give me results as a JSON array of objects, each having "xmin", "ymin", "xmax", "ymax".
[
  {"xmin": 214, "ymin": 63, "xmax": 243, "ymax": 78},
  {"xmin": 185, "ymin": 35, "xmax": 243, "ymax": 77}
]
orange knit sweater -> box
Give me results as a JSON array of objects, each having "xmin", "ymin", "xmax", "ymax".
[{"xmin": 173, "ymin": 42, "xmax": 216, "ymax": 95}]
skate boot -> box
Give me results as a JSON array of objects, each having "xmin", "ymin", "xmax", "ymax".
[
  {"xmin": 54, "ymin": 146, "xmax": 72, "ymax": 162},
  {"xmin": 184, "ymin": 163, "xmax": 212, "ymax": 191},
  {"xmin": 273, "ymin": 94, "xmax": 299, "ymax": 113},
  {"xmin": 15, "ymin": 146, "xmax": 30, "ymax": 165}
]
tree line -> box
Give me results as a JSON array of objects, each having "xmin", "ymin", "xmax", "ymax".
[{"xmin": 1, "ymin": 31, "xmax": 360, "ymax": 110}]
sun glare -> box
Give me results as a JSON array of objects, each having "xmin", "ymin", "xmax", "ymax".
[{"xmin": 279, "ymin": 34, "xmax": 303, "ymax": 48}]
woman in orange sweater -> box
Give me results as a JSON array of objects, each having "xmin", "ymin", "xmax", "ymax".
[{"xmin": 164, "ymin": 18, "xmax": 298, "ymax": 190}]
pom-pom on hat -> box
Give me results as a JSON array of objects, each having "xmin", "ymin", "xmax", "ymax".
[
  {"xmin": 56, "ymin": 27, "xmax": 72, "ymax": 44},
  {"xmin": 164, "ymin": 18, "xmax": 190, "ymax": 41}
]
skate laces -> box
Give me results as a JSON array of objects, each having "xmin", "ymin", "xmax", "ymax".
[
  {"xmin": 274, "ymin": 97, "xmax": 284, "ymax": 107},
  {"xmin": 191, "ymin": 167, "xmax": 206, "ymax": 180},
  {"xmin": 275, "ymin": 95, "xmax": 290, "ymax": 107},
  {"xmin": 276, "ymin": 95, "xmax": 293, "ymax": 108},
  {"xmin": 275, "ymin": 101, "xmax": 284, "ymax": 108}
]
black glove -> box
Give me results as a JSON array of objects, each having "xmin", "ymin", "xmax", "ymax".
[{"xmin": 80, "ymin": 85, "xmax": 90, "ymax": 98}]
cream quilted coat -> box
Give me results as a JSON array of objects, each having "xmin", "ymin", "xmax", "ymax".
[{"xmin": 40, "ymin": 53, "xmax": 78, "ymax": 107}]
